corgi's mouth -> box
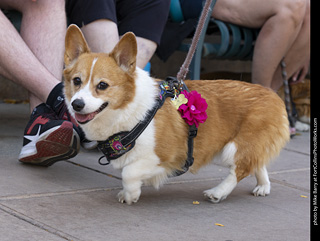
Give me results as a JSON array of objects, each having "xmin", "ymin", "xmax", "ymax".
[{"xmin": 75, "ymin": 102, "xmax": 108, "ymax": 124}]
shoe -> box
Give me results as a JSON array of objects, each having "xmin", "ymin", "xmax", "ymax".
[
  {"xmin": 52, "ymin": 96, "xmax": 98, "ymax": 150},
  {"xmin": 47, "ymin": 82, "xmax": 97, "ymax": 149},
  {"xmin": 19, "ymin": 103, "xmax": 80, "ymax": 166}
]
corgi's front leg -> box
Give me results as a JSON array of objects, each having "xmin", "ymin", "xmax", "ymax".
[
  {"xmin": 117, "ymin": 182, "xmax": 142, "ymax": 205},
  {"xmin": 117, "ymin": 156, "xmax": 165, "ymax": 204},
  {"xmin": 117, "ymin": 166, "xmax": 143, "ymax": 204},
  {"xmin": 118, "ymin": 159, "xmax": 150, "ymax": 205}
]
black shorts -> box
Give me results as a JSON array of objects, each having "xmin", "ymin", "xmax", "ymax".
[{"xmin": 66, "ymin": 0, "xmax": 170, "ymax": 45}]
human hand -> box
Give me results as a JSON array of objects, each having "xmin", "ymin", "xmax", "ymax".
[{"xmin": 290, "ymin": 60, "xmax": 309, "ymax": 84}]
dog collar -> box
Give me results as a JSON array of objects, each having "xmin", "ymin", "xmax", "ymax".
[{"xmin": 97, "ymin": 77, "xmax": 197, "ymax": 177}]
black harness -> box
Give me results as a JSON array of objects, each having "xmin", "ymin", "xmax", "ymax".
[{"xmin": 97, "ymin": 77, "xmax": 197, "ymax": 176}]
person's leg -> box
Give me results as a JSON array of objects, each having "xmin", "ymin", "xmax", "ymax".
[
  {"xmin": 80, "ymin": 19, "xmax": 157, "ymax": 69},
  {"xmin": 69, "ymin": 0, "xmax": 170, "ymax": 69},
  {"xmin": 0, "ymin": 0, "xmax": 66, "ymax": 111},
  {"xmin": 212, "ymin": 0, "xmax": 307, "ymax": 90},
  {"xmin": 19, "ymin": 0, "xmax": 67, "ymax": 109},
  {"xmin": 0, "ymin": 0, "xmax": 81, "ymax": 165},
  {"xmin": 117, "ymin": 0, "xmax": 170, "ymax": 69},
  {"xmin": 80, "ymin": 19, "xmax": 120, "ymax": 54},
  {"xmin": 66, "ymin": 0, "xmax": 122, "ymax": 63},
  {"xmin": 0, "ymin": 9, "xmax": 59, "ymax": 111},
  {"xmin": 278, "ymin": 0, "xmax": 310, "ymax": 86},
  {"xmin": 270, "ymin": 3, "xmax": 310, "ymax": 91},
  {"xmin": 135, "ymin": 37, "xmax": 157, "ymax": 69}
]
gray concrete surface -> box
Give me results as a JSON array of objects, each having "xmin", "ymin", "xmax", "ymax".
[{"xmin": 0, "ymin": 103, "xmax": 310, "ymax": 241}]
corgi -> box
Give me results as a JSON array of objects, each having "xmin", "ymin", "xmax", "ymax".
[
  {"xmin": 63, "ymin": 25, "xmax": 290, "ymax": 205},
  {"xmin": 278, "ymin": 79, "xmax": 310, "ymax": 132}
]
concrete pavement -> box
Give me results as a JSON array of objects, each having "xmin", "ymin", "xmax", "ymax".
[{"xmin": 0, "ymin": 103, "xmax": 310, "ymax": 241}]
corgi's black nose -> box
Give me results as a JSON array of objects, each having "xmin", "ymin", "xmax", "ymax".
[{"xmin": 72, "ymin": 98, "xmax": 85, "ymax": 112}]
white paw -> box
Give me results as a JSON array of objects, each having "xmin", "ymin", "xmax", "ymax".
[
  {"xmin": 117, "ymin": 189, "xmax": 140, "ymax": 205},
  {"xmin": 203, "ymin": 188, "xmax": 228, "ymax": 203},
  {"xmin": 252, "ymin": 184, "xmax": 270, "ymax": 197}
]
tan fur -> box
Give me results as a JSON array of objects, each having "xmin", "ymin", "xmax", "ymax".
[
  {"xmin": 156, "ymin": 80, "xmax": 290, "ymax": 181},
  {"xmin": 64, "ymin": 25, "xmax": 137, "ymax": 111},
  {"xmin": 64, "ymin": 53, "xmax": 136, "ymax": 110},
  {"xmin": 64, "ymin": 25, "xmax": 91, "ymax": 67},
  {"xmin": 202, "ymin": 71, "xmax": 310, "ymax": 125},
  {"xmin": 278, "ymin": 79, "xmax": 310, "ymax": 123}
]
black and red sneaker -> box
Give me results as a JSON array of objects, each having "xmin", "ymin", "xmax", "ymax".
[
  {"xmin": 47, "ymin": 82, "xmax": 98, "ymax": 150},
  {"xmin": 19, "ymin": 103, "xmax": 80, "ymax": 166}
]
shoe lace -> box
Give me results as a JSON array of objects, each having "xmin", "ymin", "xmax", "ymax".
[
  {"xmin": 55, "ymin": 101, "xmax": 77, "ymax": 125},
  {"xmin": 32, "ymin": 104, "xmax": 59, "ymax": 120},
  {"xmin": 55, "ymin": 100, "xmax": 86, "ymax": 140}
]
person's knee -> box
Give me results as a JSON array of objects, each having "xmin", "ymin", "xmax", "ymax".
[
  {"xmin": 20, "ymin": 0, "xmax": 65, "ymax": 13},
  {"xmin": 280, "ymin": 0, "xmax": 306, "ymax": 27}
]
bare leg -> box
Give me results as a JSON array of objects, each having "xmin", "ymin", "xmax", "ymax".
[
  {"xmin": 280, "ymin": 0, "xmax": 310, "ymax": 85},
  {"xmin": 212, "ymin": 0, "xmax": 307, "ymax": 90},
  {"xmin": 264, "ymin": 0, "xmax": 309, "ymax": 91},
  {"xmin": 81, "ymin": 19, "xmax": 120, "ymax": 54},
  {"xmin": 80, "ymin": 19, "xmax": 157, "ymax": 69},
  {"xmin": 136, "ymin": 37, "xmax": 157, "ymax": 69},
  {"xmin": 0, "ymin": 0, "xmax": 66, "ymax": 111},
  {"xmin": 20, "ymin": 0, "xmax": 66, "ymax": 110}
]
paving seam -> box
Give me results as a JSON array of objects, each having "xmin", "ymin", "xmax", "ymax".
[
  {"xmin": 65, "ymin": 160, "xmax": 122, "ymax": 180},
  {"xmin": 0, "ymin": 202, "xmax": 83, "ymax": 241},
  {"xmin": 0, "ymin": 187, "xmax": 122, "ymax": 201},
  {"xmin": 283, "ymin": 147, "xmax": 310, "ymax": 156},
  {"xmin": 269, "ymin": 177, "xmax": 310, "ymax": 193},
  {"xmin": 0, "ymin": 168, "xmax": 309, "ymax": 201}
]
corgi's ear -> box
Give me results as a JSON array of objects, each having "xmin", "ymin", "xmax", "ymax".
[
  {"xmin": 111, "ymin": 32, "xmax": 137, "ymax": 75},
  {"xmin": 64, "ymin": 24, "xmax": 90, "ymax": 66}
]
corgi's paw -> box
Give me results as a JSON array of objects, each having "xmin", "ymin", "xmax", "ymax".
[
  {"xmin": 203, "ymin": 188, "xmax": 227, "ymax": 204},
  {"xmin": 295, "ymin": 120, "xmax": 310, "ymax": 132},
  {"xmin": 252, "ymin": 184, "xmax": 270, "ymax": 197},
  {"xmin": 117, "ymin": 189, "xmax": 140, "ymax": 205}
]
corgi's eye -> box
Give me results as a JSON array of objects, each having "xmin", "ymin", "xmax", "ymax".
[
  {"xmin": 73, "ymin": 77, "xmax": 82, "ymax": 86},
  {"xmin": 97, "ymin": 82, "xmax": 109, "ymax": 90}
]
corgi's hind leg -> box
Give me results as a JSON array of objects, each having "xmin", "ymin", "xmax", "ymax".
[
  {"xmin": 252, "ymin": 166, "xmax": 270, "ymax": 196},
  {"xmin": 204, "ymin": 164, "xmax": 238, "ymax": 203}
]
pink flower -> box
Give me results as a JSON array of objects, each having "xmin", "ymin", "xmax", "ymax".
[{"xmin": 178, "ymin": 90, "xmax": 208, "ymax": 127}]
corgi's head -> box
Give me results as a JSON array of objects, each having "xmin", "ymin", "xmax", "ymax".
[{"xmin": 63, "ymin": 24, "xmax": 137, "ymax": 126}]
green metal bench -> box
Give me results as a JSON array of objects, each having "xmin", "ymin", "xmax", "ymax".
[{"xmin": 169, "ymin": 0, "xmax": 259, "ymax": 79}]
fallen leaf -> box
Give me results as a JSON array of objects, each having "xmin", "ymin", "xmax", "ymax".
[{"xmin": 215, "ymin": 223, "xmax": 224, "ymax": 227}]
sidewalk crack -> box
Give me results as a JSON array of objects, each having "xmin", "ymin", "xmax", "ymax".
[{"xmin": 0, "ymin": 203, "xmax": 83, "ymax": 241}]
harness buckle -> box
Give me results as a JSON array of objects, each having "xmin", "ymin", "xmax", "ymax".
[{"xmin": 188, "ymin": 124, "xmax": 198, "ymax": 138}]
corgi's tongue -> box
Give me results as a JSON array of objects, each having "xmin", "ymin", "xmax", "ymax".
[{"xmin": 75, "ymin": 112, "xmax": 96, "ymax": 124}]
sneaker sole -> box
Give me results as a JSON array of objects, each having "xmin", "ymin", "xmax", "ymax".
[{"xmin": 19, "ymin": 121, "xmax": 80, "ymax": 166}]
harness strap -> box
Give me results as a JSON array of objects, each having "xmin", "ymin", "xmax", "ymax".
[
  {"xmin": 172, "ymin": 124, "xmax": 197, "ymax": 176},
  {"xmin": 97, "ymin": 96, "xmax": 164, "ymax": 163},
  {"xmin": 97, "ymin": 77, "xmax": 197, "ymax": 176}
]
